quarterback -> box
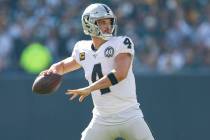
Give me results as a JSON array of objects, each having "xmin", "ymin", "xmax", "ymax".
[{"xmin": 42, "ymin": 3, "xmax": 155, "ymax": 140}]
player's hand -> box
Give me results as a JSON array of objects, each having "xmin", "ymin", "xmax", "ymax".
[
  {"xmin": 40, "ymin": 63, "xmax": 64, "ymax": 76},
  {"xmin": 65, "ymin": 87, "xmax": 91, "ymax": 102},
  {"xmin": 39, "ymin": 68, "xmax": 57, "ymax": 76}
]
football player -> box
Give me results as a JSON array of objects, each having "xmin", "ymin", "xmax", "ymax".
[{"xmin": 43, "ymin": 3, "xmax": 155, "ymax": 140}]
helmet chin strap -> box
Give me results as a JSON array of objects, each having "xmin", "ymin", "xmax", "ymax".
[
  {"xmin": 100, "ymin": 33, "xmax": 112, "ymax": 40},
  {"xmin": 98, "ymin": 26, "xmax": 115, "ymax": 40},
  {"xmin": 92, "ymin": 34, "xmax": 112, "ymax": 41}
]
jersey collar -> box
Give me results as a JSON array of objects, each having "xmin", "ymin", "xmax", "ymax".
[{"xmin": 91, "ymin": 44, "xmax": 97, "ymax": 52}]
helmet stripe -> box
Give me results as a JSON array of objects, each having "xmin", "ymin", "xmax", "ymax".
[{"xmin": 102, "ymin": 5, "xmax": 110, "ymax": 14}]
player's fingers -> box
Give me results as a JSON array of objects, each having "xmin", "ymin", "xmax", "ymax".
[
  {"xmin": 66, "ymin": 90, "xmax": 73, "ymax": 95},
  {"xmin": 40, "ymin": 70, "xmax": 47, "ymax": 76},
  {"xmin": 66, "ymin": 90, "xmax": 80, "ymax": 95},
  {"xmin": 52, "ymin": 69, "xmax": 58, "ymax": 74},
  {"xmin": 44, "ymin": 72, "xmax": 50, "ymax": 76},
  {"xmin": 39, "ymin": 71, "xmax": 44, "ymax": 76},
  {"xmin": 70, "ymin": 94, "xmax": 78, "ymax": 100},
  {"xmin": 46, "ymin": 71, "xmax": 51, "ymax": 75},
  {"xmin": 65, "ymin": 90, "xmax": 73, "ymax": 94},
  {"xmin": 79, "ymin": 95, "xmax": 86, "ymax": 102}
]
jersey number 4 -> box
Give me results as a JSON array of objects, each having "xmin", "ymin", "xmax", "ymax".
[
  {"xmin": 91, "ymin": 63, "xmax": 111, "ymax": 95},
  {"xmin": 123, "ymin": 37, "xmax": 132, "ymax": 49}
]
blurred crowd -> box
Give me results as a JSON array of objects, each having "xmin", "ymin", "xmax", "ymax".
[{"xmin": 0, "ymin": 0, "xmax": 210, "ymax": 74}]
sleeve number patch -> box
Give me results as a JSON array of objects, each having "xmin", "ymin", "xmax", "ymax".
[
  {"xmin": 91, "ymin": 63, "xmax": 111, "ymax": 95},
  {"xmin": 123, "ymin": 38, "xmax": 132, "ymax": 49}
]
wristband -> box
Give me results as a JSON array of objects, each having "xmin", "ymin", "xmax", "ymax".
[{"xmin": 107, "ymin": 72, "xmax": 118, "ymax": 85}]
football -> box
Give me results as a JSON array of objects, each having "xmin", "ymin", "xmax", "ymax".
[{"xmin": 32, "ymin": 73, "xmax": 62, "ymax": 94}]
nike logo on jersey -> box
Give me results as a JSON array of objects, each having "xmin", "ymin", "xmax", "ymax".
[{"xmin": 93, "ymin": 54, "xmax": 97, "ymax": 58}]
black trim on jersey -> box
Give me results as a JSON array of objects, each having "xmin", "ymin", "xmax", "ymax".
[
  {"xmin": 91, "ymin": 44, "xmax": 97, "ymax": 52},
  {"xmin": 107, "ymin": 72, "xmax": 118, "ymax": 85}
]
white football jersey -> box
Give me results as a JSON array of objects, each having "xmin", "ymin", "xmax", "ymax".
[{"xmin": 72, "ymin": 36, "xmax": 141, "ymax": 117}]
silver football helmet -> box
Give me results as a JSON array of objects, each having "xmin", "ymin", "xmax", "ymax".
[{"xmin": 81, "ymin": 3, "xmax": 117, "ymax": 40}]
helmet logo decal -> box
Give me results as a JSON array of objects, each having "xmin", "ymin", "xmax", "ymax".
[{"xmin": 104, "ymin": 46, "xmax": 114, "ymax": 57}]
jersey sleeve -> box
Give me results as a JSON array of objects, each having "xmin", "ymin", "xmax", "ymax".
[
  {"xmin": 71, "ymin": 41, "xmax": 81, "ymax": 65},
  {"xmin": 115, "ymin": 36, "xmax": 135, "ymax": 56}
]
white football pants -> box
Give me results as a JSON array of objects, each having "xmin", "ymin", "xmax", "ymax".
[{"xmin": 81, "ymin": 116, "xmax": 155, "ymax": 140}]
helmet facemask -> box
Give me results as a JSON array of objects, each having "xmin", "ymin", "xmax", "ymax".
[{"xmin": 95, "ymin": 18, "xmax": 117, "ymax": 40}]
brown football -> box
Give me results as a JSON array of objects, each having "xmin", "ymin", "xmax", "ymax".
[{"xmin": 32, "ymin": 73, "xmax": 62, "ymax": 94}]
